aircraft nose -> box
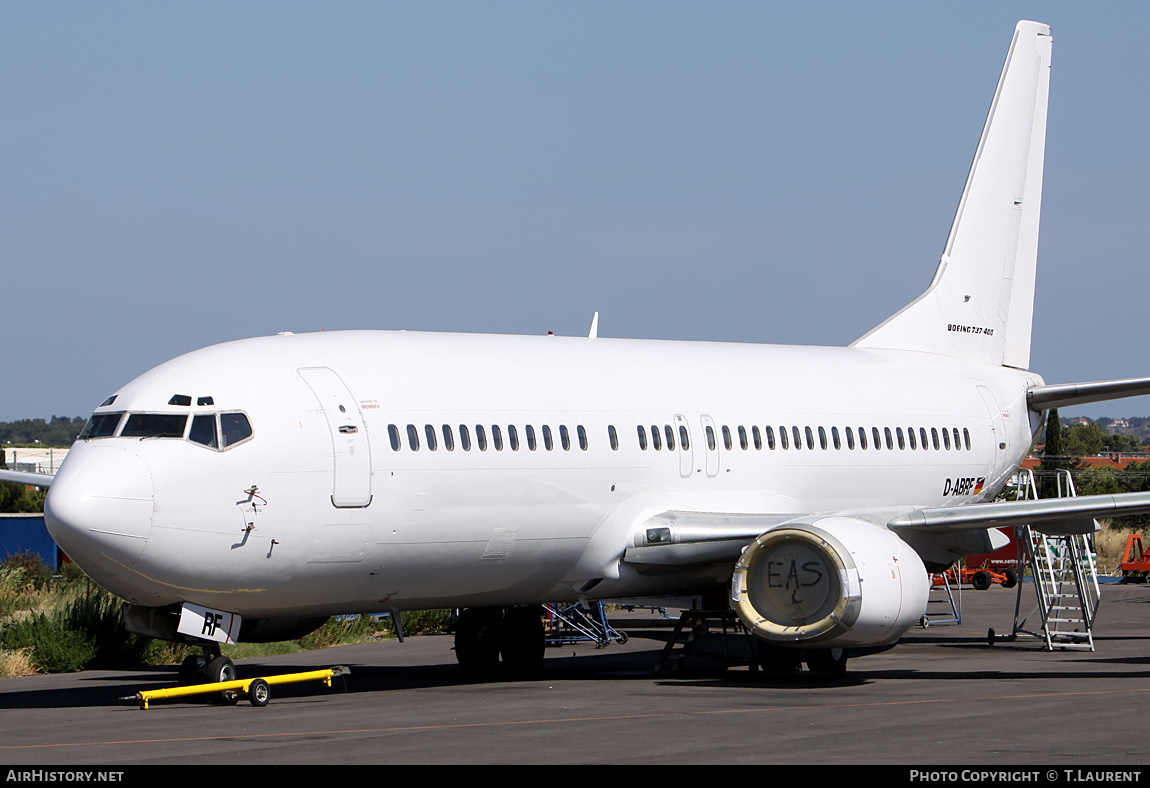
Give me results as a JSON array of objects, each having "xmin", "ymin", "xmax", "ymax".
[{"xmin": 45, "ymin": 445, "xmax": 154, "ymax": 581}]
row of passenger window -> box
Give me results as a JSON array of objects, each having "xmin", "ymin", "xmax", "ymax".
[
  {"xmin": 389, "ymin": 423, "xmax": 590, "ymax": 453},
  {"xmin": 679, "ymin": 424, "xmax": 972, "ymax": 452},
  {"xmin": 636, "ymin": 424, "xmax": 689, "ymax": 452},
  {"xmin": 385, "ymin": 420, "xmax": 973, "ymax": 456}
]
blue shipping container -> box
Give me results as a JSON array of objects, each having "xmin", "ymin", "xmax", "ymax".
[{"xmin": 0, "ymin": 514, "xmax": 58, "ymax": 570}]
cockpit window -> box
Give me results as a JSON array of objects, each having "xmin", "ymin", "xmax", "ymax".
[
  {"xmin": 220, "ymin": 412, "xmax": 253, "ymax": 448},
  {"xmin": 189, "ymin": 414, "xmax": 219, "ymax": 449},
  {"xmin": 121, "ymin": 413, "xmax": 188, "ymax": 438},
  {"xmin": 78, "ymin": 408, "xmax": 253, "ymax": 449},
  {"xmin": 186, "ymin": 412, "xmax": 253, "ymax": 451},
  {"xmin": 80, "ymin": 412, "xmax": 124, "ymax": 439}
]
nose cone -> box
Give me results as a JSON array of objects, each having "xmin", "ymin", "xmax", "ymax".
[{"xmin": 45, "ymin": 445, "xmax": 154, "ymax": 589}]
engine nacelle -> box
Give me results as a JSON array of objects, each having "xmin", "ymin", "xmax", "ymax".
[{"xmin": 730, "ymin": 516, "xmax": 928, "ymax": 649}]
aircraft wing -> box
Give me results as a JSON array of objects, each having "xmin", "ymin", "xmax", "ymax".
[
  {"xmin": 887, "ymin": 491, "xmax": 1150, "ymax": 536},
  {"xmin": 0, "ymin": 469, "xmax": 54, "ymax": 488},
  {"xmin": 622, "ymin": 491, "xmax": 1150, "ymax": 572}
]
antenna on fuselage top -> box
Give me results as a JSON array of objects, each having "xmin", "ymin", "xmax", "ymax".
[{"xmin": 588, "ymin": 311, "xmax": 599, "ymax": 340}]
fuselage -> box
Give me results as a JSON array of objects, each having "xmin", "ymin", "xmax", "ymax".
[{"xmin": 45, "ymin": 329, "xmax": 1043, "ymax": 619}]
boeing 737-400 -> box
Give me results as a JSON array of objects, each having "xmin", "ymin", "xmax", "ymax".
[{"xmin": 6, "ymin": 20, "xmax": 1150, "ymax": 683}]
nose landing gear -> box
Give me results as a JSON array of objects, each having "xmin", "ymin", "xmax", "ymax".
[{"xmin": 177, "ymin": 642, "xmax": 238, "ymax": 704}]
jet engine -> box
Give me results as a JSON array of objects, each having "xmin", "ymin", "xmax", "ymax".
[{"xmin": 730, "ymin": 516, "xmax": 928, "ymax": 649}]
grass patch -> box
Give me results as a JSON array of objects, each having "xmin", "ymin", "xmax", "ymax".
[
  {"xmin": 1, "ymin": 613, "xmax": 96, "ymax": 673},
  {"xmin": 222, "ymin": 640, "xmax": 305, "ymax": 660},
  {"xmin": 298, "ymin": 614, "xmax": 376, "ymax": 649},
  {"xmin": 0, "ymin": 647, "xmax": 38, "ymax": 678},
  {"xmin": 379, "ymin": 609, "xmax": 452, "ymax": 638},
  {"xmin": 0, "ymin": 566, "xmax": 42, "ymax": 621},
  {"xmin": 1095, "ymin": 521, "xmax": 1147, "ymax": 575}
]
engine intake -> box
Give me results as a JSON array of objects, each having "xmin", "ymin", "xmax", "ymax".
[{"xmin": 730, "ymin": 516, "xmax": 928, "ymax": 648}]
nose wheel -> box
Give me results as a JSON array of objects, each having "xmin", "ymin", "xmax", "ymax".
[
  {"xmin": 177, "ymin": 643, "xmax": 237, "ymax": 704},
  {"xmin": 206, "ymin": 655, "xmax": 239, "ymax": 704}
]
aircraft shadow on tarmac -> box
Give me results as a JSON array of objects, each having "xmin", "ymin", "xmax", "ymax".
[
  {"xmin": 0, "ymin": 653, "xmax": 866, "ymax": 710},
  {"xmin": 9, "ymin": 622, "xmax": 1150, "ymax": 711}
]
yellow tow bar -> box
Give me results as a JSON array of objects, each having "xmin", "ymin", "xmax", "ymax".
[{"xmin": 124, "ymin": 666, "xmax": 350, "ymax": 709}]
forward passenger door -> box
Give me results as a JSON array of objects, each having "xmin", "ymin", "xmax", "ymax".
[{"xmin": 299, "ymin": 367, "xmax": 373, "ymax": 508}]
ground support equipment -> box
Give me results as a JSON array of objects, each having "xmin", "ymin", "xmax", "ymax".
[
  {"xmin": 542, "ymin": 601, "xmax": 627, "ymax": 647},
  {"xmin": 1008, "ymin": 469, "xmax": 1100, "ymax": 651},
  {"xmin": 1119, "ymin": 534, "xmax": 1150, "ymax": 582},
  {"xmin": 124, "ymin": 666, "xmax": 350, "ymax": 709},
  {"xmin": 924, "ymin": 570, "xmax": 961, "ymax": 626},
  {"xmin": 652, "ymin": 609, "xmax": 755, "ymax": 674}
]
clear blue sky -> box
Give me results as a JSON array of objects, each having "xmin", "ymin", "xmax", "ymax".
[{"xmin": 2, "ymin": 2, "xmax": 1147, "ymax": 422}]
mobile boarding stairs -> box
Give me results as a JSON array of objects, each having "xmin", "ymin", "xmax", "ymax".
[{"xmin": 1005, "ymin": 468, "xmax": 1101, "ymax": 651}]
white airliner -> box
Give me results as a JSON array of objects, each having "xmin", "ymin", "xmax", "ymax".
[{"xmin": 6, "ymin": 20, "xmax": 1150, "ymax": 681}]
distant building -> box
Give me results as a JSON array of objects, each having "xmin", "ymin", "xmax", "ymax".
[
  {"xmin": 1022, "ymin": 454, "xmax": 1149, "ymax": 471},
  {"xmin": 1, "ymin": 446, "xmax": 68, "ymax": 474}
]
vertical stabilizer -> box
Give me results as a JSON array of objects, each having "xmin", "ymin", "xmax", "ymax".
[{"xmin": 852, "ymin": 21, "xmax": 1051, "ymax": 369}]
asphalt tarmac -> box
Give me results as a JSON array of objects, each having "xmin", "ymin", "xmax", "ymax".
[{"xmin": 3, "ymin": 583, "xmax": 1150, "ymax": 766}]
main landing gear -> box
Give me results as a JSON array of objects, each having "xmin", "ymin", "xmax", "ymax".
[
  {"xmin": 754, "ymin": 642, "xmax": 850, "ymax": 676},
  {"xmin": 177, "ymin": 642, "xmax": 239, "ymax": 704},
  {"xmin": 454, "ymin": 605, "xmax": 545, "ymax": 680}
]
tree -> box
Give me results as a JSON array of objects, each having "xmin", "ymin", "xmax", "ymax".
[
  {"xmin": 0, "ymin": 482, "xmax": 45, "ymax": 513},
  {"xmin": 1103, "ymin": 432, "xmax": 1144, "ymax": 453},
  {"xmin": 1037, "ymin": 409, "xmax": 1082, "ymax": 498},
  {"xmin": 1076, "ymin": 466, "xmax": 1124, "ymax": 496},
  {"xmin": 1064, "ymin": 422, "xmax": 1106, "ymax": 456},
  {"xmin": 1108, "ymin": 458, "xmax": 1150, "ymax": 529},
  {"xmin": 0, "ymin": 416, "xmax": 86, "ymax": 447},
  {"xmin": 1119, "ymin": 459, "xmax": 1150, "ymax": 494}
]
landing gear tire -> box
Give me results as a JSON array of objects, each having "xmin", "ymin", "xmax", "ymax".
[
  {"xmin": 499, "ymin": 606, "xmax": 545, "ymax": 678},
  {"xmin": 248, "ymin": 678, "xmax": 270, "ymax": 707},
  {"xmin": 206, "ymin": 656, "xmax": 239, "ymax": 705},
  {"xmin": 455, "ymin": 608, "xmax": 502, "ymax": 680},
  {"xmin": 805, "ymin": 648, "xmax": 849, "ymax": 676},
  {"xmin": 178, "ymin": 654, "xmax": 206, "ymax": 686}
]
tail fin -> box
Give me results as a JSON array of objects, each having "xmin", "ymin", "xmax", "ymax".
[{"xmin": 852, "ymin": 21, "xmax": 1051, "ymax": 369}]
